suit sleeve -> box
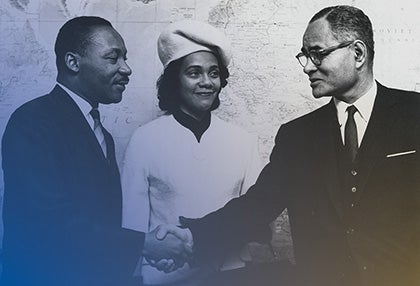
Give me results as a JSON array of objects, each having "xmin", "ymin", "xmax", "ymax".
[
  {"xmin": 1, "ymin": 109, "xmax": 79, "ymax": 281},
  {"xmin": 184, "ymin": 125, "xmax": 293, "ymax": 264},
  {"xmin": 2, "ymin": 107, "xmax": 145, "ymax": 285}
]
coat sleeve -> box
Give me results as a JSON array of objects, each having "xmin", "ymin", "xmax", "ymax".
[
  {"xmin": 1, "ymin": 108, "xmax": 83, "ymax": 283},
  {"xmin": 2, "ymin": 105, "xmax": 145, "ymax": 285},
  {"xmin": 121, "ymin": 128, "xmax": 151, "ymax": 233},
  {"xmin": 184, "ymin": 125, "xmax": 293, "ymax": 264},
  {"xmin": 240, "ymin": 134, "xmax": 263, "ymax": 195}
]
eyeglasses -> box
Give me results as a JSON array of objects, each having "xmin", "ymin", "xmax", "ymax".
[{"xmin": 295, "ymin": 41, "xmax": 354, "ymax": 67}]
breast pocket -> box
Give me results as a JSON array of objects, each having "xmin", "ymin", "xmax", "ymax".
[{"xmin": 372, "ymin": 148, "xmax": 418, "ymax": 195}]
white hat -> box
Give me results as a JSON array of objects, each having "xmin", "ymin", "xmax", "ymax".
[{"xmin": 157, "ymin": 19, "xmax": 232, "ymax": 68}]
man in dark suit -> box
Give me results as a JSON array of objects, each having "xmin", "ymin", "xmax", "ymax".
[
  {"xmin": 1, "ymin": 16, "xmax": 191, "ymax": 286},
  {"xmin": 159, "ymin": 5, "xmax": 420, "ymax": 286}
]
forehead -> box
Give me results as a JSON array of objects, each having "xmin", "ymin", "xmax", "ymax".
[
  {"xmin": 302, "ymin": 18, "xmax": 337, "ymax": 50},
  {"xmin": 181, "ymin": 51, "xmax": 219, "ymax": 68},
  {"xmin": 86, "ymin": 26, "xmax": 126, "ymax": 53}
]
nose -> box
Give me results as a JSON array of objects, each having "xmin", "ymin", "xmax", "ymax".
[
  {"xmin": 198, "ymin": 74, "xmax": 212, "ymax": 87},
  {"xmin": 119, "ymin": 60, "xmax": 132, "ymax": 76},
  {"xmin": 303, "ymin": 58, "xmax": 317, "ymax": 75}
]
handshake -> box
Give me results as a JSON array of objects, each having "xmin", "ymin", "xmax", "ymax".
[{"xmin": 142, "ymin": 223, "xmax": 195, "ymax": 273}]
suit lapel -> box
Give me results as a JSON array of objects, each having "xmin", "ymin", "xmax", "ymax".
[
  {"xmin": 316, "ymin": 101, "xmax": 345, "ymax": 218},
  {"xmin": 50, "ymin": 85, "xmax": 111, "ymax": 165},
  {"xmin": 356, "ymin": 82, "xmax": 399, "ymax": 192}
]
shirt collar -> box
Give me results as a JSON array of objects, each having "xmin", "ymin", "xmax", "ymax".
[
  {"xmin": 57, "ymin": 82, "xmax": 93, "ymax": 119},
  {"xmin": 334, "ymin": 81, "xmax": 377, "ymax": 126}
]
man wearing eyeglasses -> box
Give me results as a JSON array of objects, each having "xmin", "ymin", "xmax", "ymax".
[{"xmin": 157, "ymin": 5, "xmax": 420, "ymax": 286}]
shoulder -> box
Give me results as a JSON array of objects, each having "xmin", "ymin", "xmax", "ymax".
[
  {"xmin": 211, "ymin": 115, "xmax": 256, "ymax": 142},
  {"xmin": 282, "ymin": 102, "xmax": 332, "ymax": 132},
  {"xmin": 378, "ymin": 83, "xmax": 420, "ymax": 104},
  {"xmin": 2, "ymin": 92, "xmax": 59, "ymax": 151},
  {"xmin": 4, "ymin": 92, "xmax": 57, "ymax": 140},
  {"xmin": 7, "ymin": 85, "xmax": 73, "ymax": 126},
  {"xmin": 132, "ymin": 114, "xmax": 174, "ymax": 133},
  {"xmin": 9, "ymin": 94, "xmax": 51, "ymax": 121},
  {"xmin": 270, "ymin": 102, "xmax": 334, "ymax": 150},
  {"xmin": 211, "ymin": 115, "xmax": 248, "ymax": 134},
  {"xmin": 128, "ymin": 114, "xmax": 174, "ymax": 143},
  {"xmin": 377, "ymin": 83, "xmax": 420, "ymax": 119}
]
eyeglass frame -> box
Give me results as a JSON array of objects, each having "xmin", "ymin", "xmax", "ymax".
[{"xmin": 295, "ymin": 40, "xmax": 355, "ymax": 67}]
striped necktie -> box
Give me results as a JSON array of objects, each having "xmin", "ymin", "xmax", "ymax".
[{"xmin": 90, "ymin": 108, "xmax": 107, "ymax": 157}]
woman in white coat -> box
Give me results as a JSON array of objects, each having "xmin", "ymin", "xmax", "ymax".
[{"xmin": 122, "ymin": 20, "xmax": 262, "ymax": 286}]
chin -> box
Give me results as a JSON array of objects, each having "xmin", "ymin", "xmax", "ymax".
[
  {"xmin": 311, "ymin": 87, "xmax": 330, "ymax": 99},
  {"xmin": 200, "ymin": 104, "xmax": 213, "ymax": 112},
  {"xmin": 112, "ymin": 93, "xmax": 123, "ymax": 102},
  {"xmin": 102, "ymin": 95, "xmax": 123, "ymax": 104}
]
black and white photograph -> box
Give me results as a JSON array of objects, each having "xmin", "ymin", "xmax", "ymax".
[{"xmin": 0, "ymin": 1, "xmax": 419, "ymax": 285}]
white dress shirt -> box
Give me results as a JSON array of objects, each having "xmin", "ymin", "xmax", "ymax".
[
  {"xmin": 57, "ymin": 82, "xmax": 106, "ymax": 155},
  {"xmin": 334, "ymin": 81, "xmax": 377, "ymax": 147}
]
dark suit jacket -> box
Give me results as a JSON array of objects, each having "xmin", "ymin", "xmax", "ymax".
[
  {"xmin": 1, "ymin": 85, "xmax": 144, "ymax": 286},
  {"xmin": 187, "ymin": 82, "xmax": 420, "ymax": 286}
]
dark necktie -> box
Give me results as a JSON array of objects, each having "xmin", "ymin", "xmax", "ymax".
[
  {"xmin": 90, "ymin": 108, "xmax": 107, "ymax": 157},
  {"xmin": 345, "ymin": 105, "xmax": 358, "ymax": 162}
]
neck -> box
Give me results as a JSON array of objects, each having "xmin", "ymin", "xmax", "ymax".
[
  {"xmin": 178, "ymin": 107, "xmax": 208, "ymax": 121},
  {"xmin": 336, "ymin": 72, "xmax": 374, "ymax": 104},
  {"xmin": 58, "ymin": 76, "xmax": 98, "ymax": 108}
]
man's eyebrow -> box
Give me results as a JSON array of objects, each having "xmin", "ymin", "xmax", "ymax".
[
  {"xmin": 103, "ymin": 48, "xmax": 126, "ymax": 56},
  {"xmin": 303, "ymin": 44, "xmax": 323, "ymax": 52},
  {"xmin": 313, "ymin": 46, "xmax": 324, "ymax": 51}
]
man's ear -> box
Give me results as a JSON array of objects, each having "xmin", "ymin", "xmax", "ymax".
[
  {"xmin": 64, "ymin": 52, "xmax": 80, "ymax": 73},
  {"xmin": 353, "ymin": 40, "xmax": 368, "ymax": 68}
]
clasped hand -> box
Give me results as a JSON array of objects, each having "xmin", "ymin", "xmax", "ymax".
[{"xmin": 143, "ymin": 224, "xmax": 194, "ymax": 273}]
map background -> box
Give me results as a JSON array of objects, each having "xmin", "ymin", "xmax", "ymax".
[{"xmin": 1, "ymin": 0, "xmax": 420, "ymax": 261}]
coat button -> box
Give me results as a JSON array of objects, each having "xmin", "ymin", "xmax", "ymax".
[
  {"xmin": 351, "ymin": 170, "xmax": 357, "ymax": 176},
  {"xmin": 351, "ymin": 187, "xmax": 357, "ymax": 193}
]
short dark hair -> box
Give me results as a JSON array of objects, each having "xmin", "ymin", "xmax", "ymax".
[
  {"xmin": 310, "ymin": 5, "xmax": 374, "ymax": 65},
  {"xmin": 156, "ymin": 53, "xmax": 230, "ymax": 113},
  {"xmin": 54, "ymin": 16, "xmax": 113, "ymax": 73}
]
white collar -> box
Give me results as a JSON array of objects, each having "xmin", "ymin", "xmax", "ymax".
[
  {"xmin": 57, "ymin": 82, "xmax": 93, "ymax": 119},
  {"xmin": 334, "ymin": 81, "xmax": 377, "ymax": 126}
]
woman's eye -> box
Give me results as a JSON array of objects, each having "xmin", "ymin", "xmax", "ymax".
[
  {"xmin": 209, "ymin": 70, "xmax": 220, "ymax": 78},
  {"xmin": 187, "ymin": 71, "xmax": 199, "ymax": 77}
]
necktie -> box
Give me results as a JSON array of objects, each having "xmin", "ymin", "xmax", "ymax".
[
  {"xmin": 345, "ymin": 105, "xmax": 358, "ymax": 162},
  {"xmin": 90, "ymin": 108, "xmax": 107, "ymax": 157}
]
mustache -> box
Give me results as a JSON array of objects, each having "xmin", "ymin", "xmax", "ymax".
[{"xmin": 114, "ymin": 77, "xmax": 130, "ymax": 84}]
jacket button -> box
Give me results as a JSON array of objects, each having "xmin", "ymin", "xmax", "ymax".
[{"xmin": 351, "ymin": 187, "xmax": 357, "ymax": 193}]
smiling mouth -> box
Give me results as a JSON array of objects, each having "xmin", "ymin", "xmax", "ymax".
[
  {"xmin": 197, "ymin": 92, "xmax": 212, "ymax": 95},
  {"xmin": 116, "ymin": 81, "xmax": 129, "ymax": 85},
  {"xmin": 195, "ymin": 92, "xmax": 214, "ymax": 96},
  {"xmin": 114, "ymin": 80, "xmax": 129, "ymax": 89},
  {"xmin": 114, "ymin": 83, "xmax": 127, "ymax": 92}
]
